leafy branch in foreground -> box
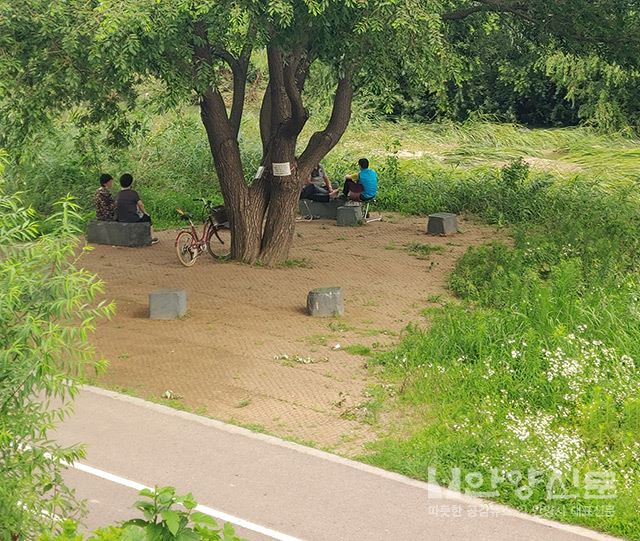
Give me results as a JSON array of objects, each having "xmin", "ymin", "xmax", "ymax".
[
  {"xmin": 42, "ymin": 487, "xmax": 245, "ymax": 541},
  {"xmin": 0, "ymin": 188, "xmax": 114, "ymax": 539}
]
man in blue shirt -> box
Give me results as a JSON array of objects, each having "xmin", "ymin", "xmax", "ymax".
[{"xmin": 342, "ymin": 158, "xmax": 378, "ymax": 201}]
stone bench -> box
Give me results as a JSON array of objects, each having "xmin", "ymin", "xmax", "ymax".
[
  {"xmin": 427, "ymin": 213, "xmax": 458, "ymax": 236},
  {"xmin": 298, "ymin": 199, "xmax": 343, "ymax": 220},
  {"xmin": 86, "ymin": 220, "xmax": 152, "ymax": 247},
  {"xmin": 307, "ymin": 287, "xmax": 345, "ymax": 317},
  {"xmin": 149, "ymin": 288, "xmax": 187, "ymax": 320},
  {"xmin": 336, "ymin": 205, "xmax": 363, "ymax": 227}
]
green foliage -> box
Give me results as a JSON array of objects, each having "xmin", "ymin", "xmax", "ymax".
[
  {"xmin": 41, "ymin": 487, "xmax": 245, "ymax": 541},
  {"xmin": 365, "ymin": 158, "xmax": 640, "ymax": 539},
  {"xmin": 0, "ymin": 189, "xmax": 114, "ymax": 539},
  {"xmin": 4, "ymin": 114, "xmax": 220, "ymax": 230},
  {"xmin": 2, "ymin": 0, "xmax": 640, "ymax": 155},
  {"xmin": 546, "ymin": 52, "xmax": 640, "ymax": 132}
]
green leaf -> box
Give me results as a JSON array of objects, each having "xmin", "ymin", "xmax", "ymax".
[
  {"xmin": 161, "ymin": 509, "xmax": 181, "ymax": 535},
  {"xmin": 182, "ymin": 493, "xmax": 197, "ymax": 510},
  {"xmin": 176, "ymin": 530, "xmax": 200, "ymax": 541},
  {"xmin": 191, "ymin": 511, "xmax": 217, "ymax": 526},
  {"xmin": 138, "ymin": 488, "xmax": 155, "ymax": 498}
]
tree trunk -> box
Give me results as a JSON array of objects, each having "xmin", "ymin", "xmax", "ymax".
[
  {"xmin": 258, "ymin": 136, "xmax": 299, "ymax": 265},
  {"xmin": 194, "ymin": 30, "xmax": 353, "ymax": 266},
  {"xmin": 200, "ymin": 90, "xmax": 268, "ymax": 264}
]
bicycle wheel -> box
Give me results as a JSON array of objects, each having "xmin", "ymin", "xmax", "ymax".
[
  {"xmin": 175, "ymin": 230, "xmax": 199, "ymax": 267},
  {"xmin": 207, "ymin": 225, "xmax": 231, "ymax": 260}
]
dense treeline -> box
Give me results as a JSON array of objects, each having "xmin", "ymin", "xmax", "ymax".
[{"xmin": 353, "ymin": 17, "xmax": 640, "ymax": 131}]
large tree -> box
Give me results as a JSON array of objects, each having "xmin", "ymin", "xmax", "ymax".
[{"xmin": 1, "ymin": 0, "xmax": 638, "ymax": 264}]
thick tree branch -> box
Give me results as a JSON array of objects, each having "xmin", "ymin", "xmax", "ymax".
[
  {"xmin": 259, "ymin": 82, "xmax": 272, "ymax": 155},
  {"xmin": 442, "ymin": 4, "xmax": 492, "ymax": 20},
  {"xmin": 266, "ymin": 45, "xmax": 290, "ymax": 130},
  {"xmin": 283, "ymin": 48, "xmax": 309, "ymax": 136},
  {"xmin": 212, "ymin": 49, "xmax": 238, "ymax": 70},
  {"xmin": 298, "ymin": 68, "xmax": 354, "ymax": 179},
  {"xmin": 213, "ymin": 25, "xmax": 256, "ymax": 138},
  {"xmin": 192, "ymin": 20, "xmax": 246, "ymax": 202},
  {"xmin": 193, "ymin": 20, "xmax": 214, "ymax": 70}
]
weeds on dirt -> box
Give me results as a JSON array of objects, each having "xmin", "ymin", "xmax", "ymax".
[
  {"xmin": 343, "ymin": 345, "xmax": 373, "ymax": 356},
  {"xmin": 235, "ymin": 398, "xmax": 252, "ymax": 408},
  {"xmin": 305, "ymin": 334, "xmax": 329, "ymax": 346},
  {"xmin": 405, "ymin": 242, "xmax": 444, "ymax": 260},
  {"xmin": 328, "ymin": 320, "xmax": 353, "ymax": 333},
  {"xmin": 336, "ymin": 386, "xmax": 386, "ymax": 425},
  {"xmin": 280, "ymin": 257, "xmax": 313, "ymax": 268}
]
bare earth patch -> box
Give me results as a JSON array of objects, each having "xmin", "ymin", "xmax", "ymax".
[{"xmin": 82, "ymin": 213, "xmax": 501, "ymax": 456}]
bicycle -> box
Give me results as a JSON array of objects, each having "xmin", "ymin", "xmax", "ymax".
[{"xmin": 175, "ymin": 199, "xmax": 231, "ymax": 267}]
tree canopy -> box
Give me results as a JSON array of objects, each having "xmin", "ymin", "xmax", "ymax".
[{"xmin": 1, "ymin": 0, "xmax": 639, "ymax": 263}]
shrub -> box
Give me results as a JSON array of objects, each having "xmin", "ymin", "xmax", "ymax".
[
  {"xmin": 0, "ymin": 189, "xmax": 113, "ymax": 539},
  {"xmin": 42, "ymin": 487, "xmax": 245, "ymax": 541}
]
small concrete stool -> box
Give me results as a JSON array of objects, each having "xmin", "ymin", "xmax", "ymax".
[
  {"xmin": 307, "ymin": 287, "xmax": 344, "ymax": 317},
  {"xmin": 336, "ymin": 205, "xmax": 363, "ymax": 227},
  {"xmin": 427, "ymin": 213, "xmax": 458, "ymax": 235},
  {"xmin": 149, "ymin": 288, "xmax": 187, "ymax": 320}
]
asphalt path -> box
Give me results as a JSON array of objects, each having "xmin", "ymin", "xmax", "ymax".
[{"xmin": 53, "ymin": 387, "xmax": 622, "ymax": 541}]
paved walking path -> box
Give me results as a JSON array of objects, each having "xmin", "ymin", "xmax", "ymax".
[{"xmin": 53, "ymin": 387, "xmax": 621, "ymax": 541}]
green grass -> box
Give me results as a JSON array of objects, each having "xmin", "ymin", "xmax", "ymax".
[
  {"xmin": 328, "ymin": 320, "xmax": 354, "ymax": 333},
  {"xmin": 361, "ymin": 160, "xmax": 640, "ymax": 539},
  {"xmin": 343, "ymin": 345, "xmax": 373, "ymax": 356},
  {"xmin": 405, "ymin": 242, "xmax": 444, "ymax": 260},
  {"xmin": 280, "ymin": 257, "xmax": 313, "ymax": 269},
  {"xmin": 7, "ymin": 105, "xmax": 640, "ymax": 232}
]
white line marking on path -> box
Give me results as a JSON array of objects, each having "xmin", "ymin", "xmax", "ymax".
[{"xmin": 71, "ymin": 461, "xmax": 304, "ymax": 541}]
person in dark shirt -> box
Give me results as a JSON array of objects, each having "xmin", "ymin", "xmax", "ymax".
[
  {"xmin": 94, "ymin": 173, "xmax": 116, "ymax": 221},
  {"xmin": 116, "ymin": 173, "xmax": 158, "ymax": 244},
  {"xmin": 116, "ymin": 173, "xmax": 152, "ymax": 223}
]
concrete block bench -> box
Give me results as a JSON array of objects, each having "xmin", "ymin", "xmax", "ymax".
[
  {"xmin": 149, "ymin": 288, "xmax": 187, "ymax": 320},
  {"xmin": 86, "ymin": 220, "xmax": 152, "ymax": 247},
  {"xmin": 298, "ymin": 199, "xmax": 343, "ymax": 220},
  {"xmin": 307, "ymin": 287, "xmax": 344, "ymax": 317},
  {"xmin": 427, "ymin": 213, "xmax": 458, "ymax": 236},
  {"xmin": 337, "ymin": 205, "xmax": 363, "ymax": 227}
]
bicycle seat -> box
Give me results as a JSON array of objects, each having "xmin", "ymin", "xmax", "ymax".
[{"xmin": 176, "ymin": 208, "xmax": 193, "ymax": 221}]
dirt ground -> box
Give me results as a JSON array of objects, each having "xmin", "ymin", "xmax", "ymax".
[{"xmin": 82, "ymin": 213, "xmax": 501, "ymax": 456}]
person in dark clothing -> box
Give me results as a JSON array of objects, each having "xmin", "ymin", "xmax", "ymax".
[
  {"xmin": 116, "ymin": 173, "xmax": 152, "ymax": 223},
  {"xmin": 116, "ymin": 173, "xmax": 158, "ymax": 244},
  {"xmin": 94, "ymin": 173, "xmax": 117, "ymax": 221},
  {"xmin": 300, "ymin": 164, "xmax": 339, "ymax": 202}
]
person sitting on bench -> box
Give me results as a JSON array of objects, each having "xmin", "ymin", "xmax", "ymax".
[
  {"xmin": 116, "ymin": 173, "xmax": 159, "ymax": 244},
  {"xmin": 342, "ymin": 158, "xmax": 378, "ymax": 201},
  {"xmin": 116, "ymin": 173, "xmax": 152, "ymax": 223},
  {"xmin": 94, "ymin": 173, "xmax": 116, "ymax": 221},
  {"xmin": 300, "ymin": 163, "xmax": 340, "ymax": 202},
  {"xmin": 311, "ymin": 163, "xmax": 333, "ymax": 194}
]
